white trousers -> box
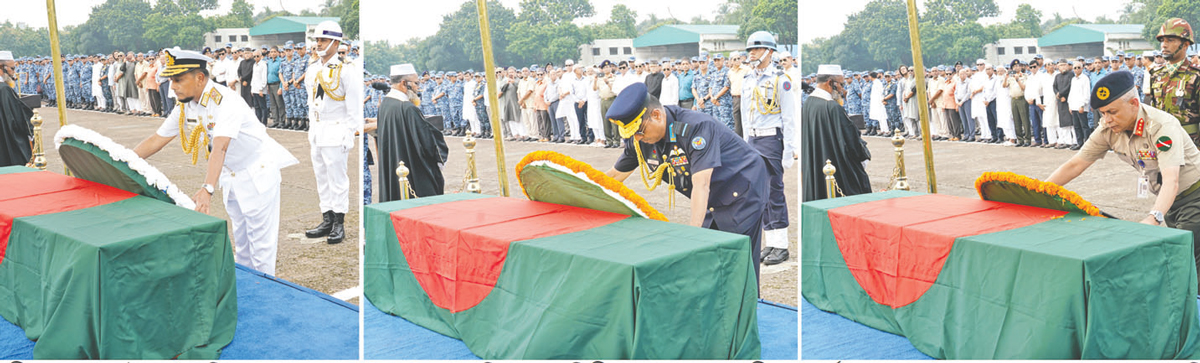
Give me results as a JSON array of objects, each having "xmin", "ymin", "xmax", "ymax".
[
  {"xmin": 126, "ymin": 97, "xmax": 140, "ymax": 112},
  {"xmin": 92, "ymin": 84, "xmax": 106, "ymax": 109},
  {"xmin": 225, "ymin": 167, "xmax": 282, "ymax": 276},
  {"xmin": 976, "ymin": 116, "xmax": 992, "ymax": 139},
  {"xmin": 311, "ymin": 145, "xmax": 351, "ymax": 213},
  {"xmin": 508, "ymin": 120, "xmax": 525, "ymax": 137},
  {"xmin": 522, "ymin": 108, "xmax": 536, "ymax": 137}
]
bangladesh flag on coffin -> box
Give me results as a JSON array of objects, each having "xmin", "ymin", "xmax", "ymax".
[
  {"xmin": 364, "ymin": 152, "xmax": 760, "ymax": 359},
  {"xmin": 0, "ymin": 125, "xmax": 235, "ymax": 359},
  {"xmin": 801, "ymin": 188, "xmax": 1200, "ymax": 359}
]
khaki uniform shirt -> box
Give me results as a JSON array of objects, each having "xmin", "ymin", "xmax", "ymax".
[{"xmin": 1078, "ymin": 103, "xmax": 1200, "ymax": 195}]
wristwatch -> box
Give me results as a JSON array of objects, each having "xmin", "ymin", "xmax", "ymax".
[
  {"xmin": 1150, "ymin": 210, "xmax": 1165, "ymax": 225},
  {"xmin": 202, "ymin": 183, "xmax": 215, "ymax": 195}
]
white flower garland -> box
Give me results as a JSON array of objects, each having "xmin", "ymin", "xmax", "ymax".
[
  {"xmin": 527, "ymin": 160, "xmax": 649, "ymax": 219},
  {"xmin": 55, "ymin": 125, "xmax": 197, "ymax": 209}
]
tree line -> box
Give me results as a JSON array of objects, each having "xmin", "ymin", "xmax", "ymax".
[
  {"xmin": 801, "ymin": 0, "xmax": 1200, "ymax": 74},
  {"xmin": 3, "ymin": 0, "xmax": 359, "ymax": 57},
  {"xmin": 364, "ymin": 0, "xmax": 797, "ymax": 76}
]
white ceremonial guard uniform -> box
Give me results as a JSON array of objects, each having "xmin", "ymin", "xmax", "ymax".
[
  {"xmin": 306, "ymin": 54, "xmax": 363, "ymax": 217},
  {"xmin": 156, "ymin": 81, "xmax": 299, "ymax": 275}
]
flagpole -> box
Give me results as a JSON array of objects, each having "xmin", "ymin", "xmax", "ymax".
[
  {"xmin": 905, "ymin": 0, "xmax": 936, "ymax": 193},
  {"xmin": 476, "ymin": 0, "xmax": 510, "ymax": 197}
]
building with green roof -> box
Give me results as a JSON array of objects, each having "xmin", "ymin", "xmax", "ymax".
[
  {"xmin": 248, "ymin": 16, "xmax": 341, "ymax": 48},
  {"xmin": 1037, "ymin": 24, "xmax": 1150, "ymax": 60},
  {"xmin": 632, "ymin": 24, "xmax": 742, "ymax": 60}
]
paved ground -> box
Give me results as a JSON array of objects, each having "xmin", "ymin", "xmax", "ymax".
[
  {"xmin": 858, "ymin": 133, "xmax": 1150, "ymax": 221},
  {"xmin": 366, "ymin": 134, "xmax": 800, "ymax": 306},
  {"xmin": 33, "ymin": 108, "xmax": 361, "ymax": 306}
]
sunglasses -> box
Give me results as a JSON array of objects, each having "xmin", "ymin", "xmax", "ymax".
[{"xmin": 1073, "ymin": 66, "xmax": 1082, "ymax": 69}]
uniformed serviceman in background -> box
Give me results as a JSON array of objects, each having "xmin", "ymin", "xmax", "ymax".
[
  {"xmin": 605, "ymin": 82, "xmax": 774, "ymax": 285},
  {"xmin": 1047, "ymin": 70, "xmax": 1200, "ymax": 273},
  {"xmin": 134, "ymin": 49, "xmax": 299, "ymax": 276},
  {"xmin": 1149, "ymin": 18, "xmax": 1200, "ymax": 145},
  {"xmin": 303, "ymin": 20, "xmax": 363, "ymax": 244},
  {"xmin": 741, "ymin": 31, "xmax": 796, "ymax": 266}
]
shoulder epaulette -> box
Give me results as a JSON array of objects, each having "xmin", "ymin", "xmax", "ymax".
[{"xmin": 210, "ymin": 87, "xmax": 223, "ymax": 105}]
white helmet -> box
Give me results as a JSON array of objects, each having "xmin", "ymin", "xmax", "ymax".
[{"xmin": 313, "ymin": 21, "xmax": 344, "ymax": 43}]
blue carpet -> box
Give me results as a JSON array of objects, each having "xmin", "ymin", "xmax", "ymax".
[
  {"xmin": 801, "ymin": 298, "xmax": 931, "ymax": 359},
  {"xmin": 803, "ymin": 297, "xmax": 1200, "ymax": 359},
  {"xmin": 0, "ymin": 264, "xmax": 359, "ymax": 360},
  {"xmin": 364, "ymin": 297, "xmax": 798, "ymax": 359}
]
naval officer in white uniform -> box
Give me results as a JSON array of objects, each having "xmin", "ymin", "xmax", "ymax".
[{"xmin": 134, "ymin": 48, "xmax": 299, "ymax": 276}]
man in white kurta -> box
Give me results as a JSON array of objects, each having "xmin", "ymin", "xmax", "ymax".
[
  {"xmin": 304, "ymin": 20, "xmax": 364, "ymax": 244},
  {"xmin": 868, "ymin": 73, "xmax": 887, "ymax": 134},
  {"xmin": 135, "ymin": 49, "xmax": 299, "ymax": 275}
]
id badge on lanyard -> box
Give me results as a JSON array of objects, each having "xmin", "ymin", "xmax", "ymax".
[{"xmin": 1137, "ymin": 158, "xmax": 1150, "ymax": 199}]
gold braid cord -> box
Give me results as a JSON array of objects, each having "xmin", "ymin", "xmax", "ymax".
[
  {"xmin": 316, "ymin": 62, "xmax": 346, "ymax": 101},
  {"xmin": 633, "ymin": 142, "xmax": 675, "ymax": 210},
  {"xmin": 177, "ymin": 102, "xmax": 210, "ymax": 165},
  {"xmin": 750, "ymin": 75, "xmax": 782, "ymax": 115}
]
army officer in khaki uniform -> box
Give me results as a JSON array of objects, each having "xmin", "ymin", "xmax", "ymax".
[{"xmin": 1047, "ymin": 70, "xmax": 1200, "ymax": 266}]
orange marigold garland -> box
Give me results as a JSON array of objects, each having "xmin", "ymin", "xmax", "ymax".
[
  {"xmin": 975, "ymin": 171, "xmax": 1102, "ymax": 217},
  {"xmin": 516, "ymin": 151, "xmax": 668, "ymax": 221}
]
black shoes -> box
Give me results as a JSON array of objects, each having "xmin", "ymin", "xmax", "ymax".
[
  {"xmin": 762, "ymin": 248, "xmax": 790, "ymax": 266},
  {"xmin": 306, "ymin": 211, "xmax": 334, "ymax": 238}
]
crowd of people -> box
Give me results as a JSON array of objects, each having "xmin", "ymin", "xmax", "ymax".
[
  {"xmin": 11, "ymin": 41, "xmax": 362, "ymax": 132},
  {"xmin": 364, "ymin": 51, "xmax": 800, "ymax": 147},
  {"xmin": 815, "ymin": 47, "xmax": 1200, "ymax": 150}
]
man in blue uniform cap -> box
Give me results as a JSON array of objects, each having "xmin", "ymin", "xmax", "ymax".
[{"xmin": 604, "ymin": 82, "xmax": 774, "ymax": 285}]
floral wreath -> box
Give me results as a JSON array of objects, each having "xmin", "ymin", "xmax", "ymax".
[
  {"xmin": 516, "ymin": 150, "xmax": 668, "ymax": 221},
  {"xmin": 55, "ymin": 125, "xmax": 197, "ymax": 209},
  {"xmin": 975, "ymin": 171, "xmax": 1102, "ymax": 217}
]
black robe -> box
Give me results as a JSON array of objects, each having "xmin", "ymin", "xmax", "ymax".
[
  {"xmin": 377, "ymin": 95, "xmax": 448, "ymax": 201},
  {"xmin": 645, "ymin": 72, "xmax": 665, "ymax": 99},
  {"xmin": 802, "ymin": 92, "xmax": 872, "ymax": 202},
  {"xmin": 0, "ymin": 82, "xmax": 33, "ymax": 167},
  {"xmin": 1053, "ymin": 72, "xmax": 1074, "ymax": 127}
]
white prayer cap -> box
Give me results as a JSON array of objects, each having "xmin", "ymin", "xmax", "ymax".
[
  {"xmin": 0, "ymin": 51, "xmax": 13, "ymax": 61},
  {"xmin": 975, "ymin": 58, "xmax": 986, "ymax": 64},
  {"xmin": 778, "ymin": 51, "xmax": 792, "ymax": 58},
  {"xmin": 564, "ymin": 59, "xmax": 575, "ymax": 66},
  {"xmin": 390, "ymin": 64, "xmax": 417, "ymax": 77},
  {"xmin": 994, "ymin": 65, "xmax": 1005, "ymax": 70},
  {"xmin": 817, "ymin": 64, "xmax": 842, "ymax": 76}
]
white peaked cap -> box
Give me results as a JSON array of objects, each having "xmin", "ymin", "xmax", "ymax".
[{"xmin": 817, "ymin": 64, "xmax": 842, "ymax": 76}]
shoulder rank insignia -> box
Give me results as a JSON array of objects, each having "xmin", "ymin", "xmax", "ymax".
[
  {"xmin": 210, "ymin": 88, "xmax": 223, "ymax": 105},
  {"xmin": 199, "ymin": 90, "xmax": 210, "ymax": 107}
]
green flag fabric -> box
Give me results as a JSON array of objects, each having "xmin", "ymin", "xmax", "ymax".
[
  {"xmin": 365, "ymin": 193, "xmax": 760, "ymax": 359},
  {"xmin": 802, "ymin": 190, "xmax": 1200, "ymax": 359},
  {"xmin": 0, "ymin": 166, "xmax": 237, "ymax": 359}
]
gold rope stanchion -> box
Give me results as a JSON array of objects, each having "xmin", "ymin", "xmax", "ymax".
[
  {"xmin": 30, "ymin": 110, "xmax": 46, "ymax": 171},
  {"xmin": 463, "ymin": 136, "xmax": 481, "ymax": 193},
  {"xmin": 395, "ymin": 161, "xmax": 413, "ymax": 200},
  {"xmin": 823, "ymin": 160, "xmax": 842, "ymax": 199},
  {"xmin": 890, "ymin": 130, "xmax": 910, "ymax": 191}
]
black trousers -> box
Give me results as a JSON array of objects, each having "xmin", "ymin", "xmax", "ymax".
[
  {"xmin": 986, "ymin": 100, "xmax": 1000, "ymax": 140},
  {"xmin": 147, "ymin": 89, "xmax": 163, "ymax": 115},
  {"xmin": 252, "ymin": 93, "xmax": 268, "ymax": 124},
  {"xmin": 1071, "ymin": 110, "xmax": 1092, "ymax": 145},
  {"xmin": 574, "ymin": 102, "xmax": 591, "ymax": 142}
]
